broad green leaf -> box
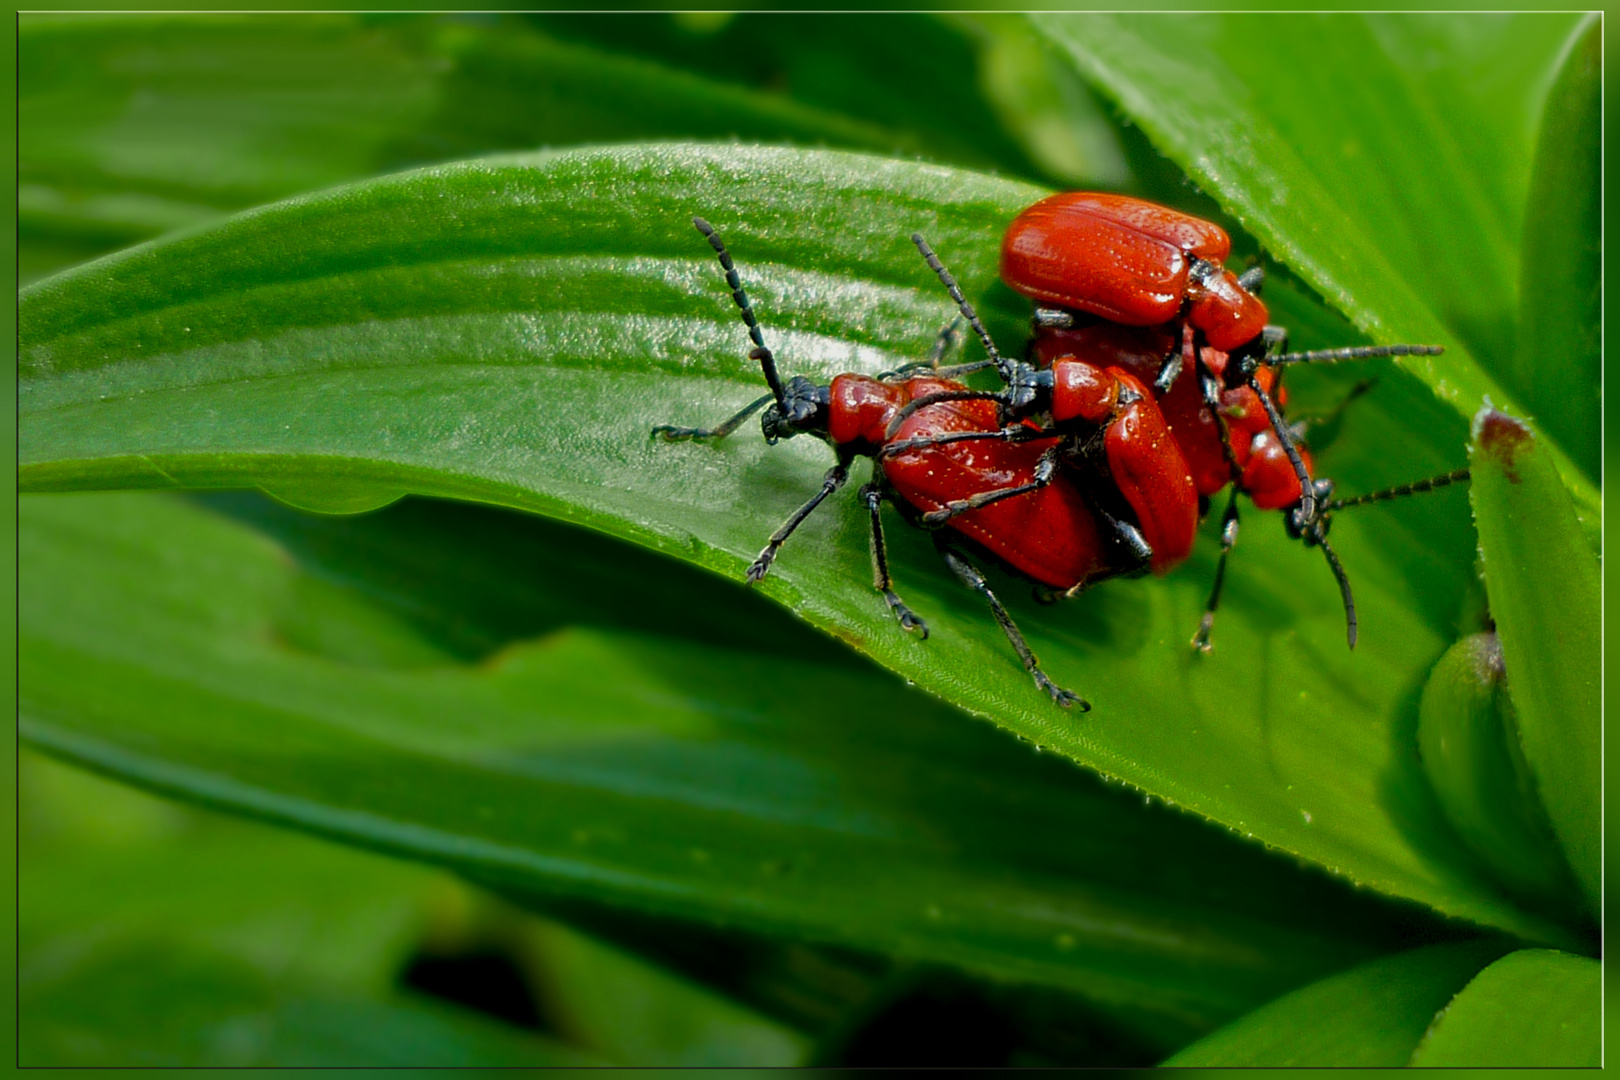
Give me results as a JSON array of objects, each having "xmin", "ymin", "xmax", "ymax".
[
  {"xmin": 18, "ymin": 145, "xmax": 1575, "ymax": 945},
  {"xmin": 1467, "ymin": 410, "xmax": 1600, "ymax": 917},
  {"xmin": 1408, "ymin": 949, "xmax": 1600, "ymax": 1066},
  {"xmin": 19, "ymin": 12, "xmax": 1040, "ymax": 281},
  {"xmin": 1035, "ymin": 13, "xmax": 1599, "ymax": 519},
  {"xmin": 1509, "ymin": 16, "xmax": 1601, "ymax": 482},
  {"xmin": 20, "ymin": 490, "xmax": 1476, "ymax": 1040},
  {"xmin": 1162, "ymin": 939, "xmax": 1510, "ymax": 1067}
]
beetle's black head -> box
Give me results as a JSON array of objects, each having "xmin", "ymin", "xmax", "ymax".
[
  {"xmin": 1223, "ymin": 325, "xmax": 1288, "ymax": 390},
  {"xmin": 1003, "ymin": 363, "xmax": 1049, "ymax": 417},
  {"xmin": 1286, "ymin": 477, "xmax": 1337, "ymax": 543},
  {"xmin": 762, "ymin": 375, "xmax": 830, "ymax": 444}
]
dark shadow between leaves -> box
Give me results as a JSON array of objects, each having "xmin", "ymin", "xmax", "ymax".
[{"xmin": 196, "ymin": 491, "xmax": 853, "ymax": 669}]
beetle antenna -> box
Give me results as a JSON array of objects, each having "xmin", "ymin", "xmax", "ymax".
[
  {"xmin": 882, "ymin": 388, "xmax": 1010, "ymax": 441},
  {"xmin": 1324, "ymin": 468, "xmax": 1470, "ymax": 512},
  {"xmin": 911, "ymin": 233, "xmax": 1016, "ymax": 385},
  {"xmin": 694, "ymin": 217, "xmax": 787, "ymax": 407},
  {"xmin": 1268, "ymin": 343, "xmax": 1443, "ymax": 368},
  {"xmin": 1248, "ymin": 375, "xmax": 1318, "ymax": 522},
  {"xmin": 1319, "ymin": 532, "xmax": 1357, "ymax": 649}
]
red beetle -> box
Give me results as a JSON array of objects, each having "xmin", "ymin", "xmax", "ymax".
[
  {"xmin": 903, "ymin": 220, "xmax": 1463, "ymax": 651},
  {"xmin": 1001, "ymin": 192, "xmax": 1269, "ymax": 354},
  {"xmin": 654, "ymin": 218, "xmax": 1128, "ymax": 708},
  {"xmin": 900, "ymin": 233, "xmax": 1299, "ymax": 555},
  {"xmin": 998, "ymin": 193, "xmax": 1470, "ymax": 647},
  {"xmin": 892, "ymin": 237, "xmax": 1206, "ymax": 582},
  {"xmin": 1028, "ymin": 322, "xmax": 1302, "ymax": 507},
  {"xmin": 1021, "ymin": 319, "xmax": 1332, "ymax": 648}
]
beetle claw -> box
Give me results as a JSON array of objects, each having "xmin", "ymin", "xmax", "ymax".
[{"xmin": 1037, "ymin": 674, "xmax": 1089, "ymax": 711}]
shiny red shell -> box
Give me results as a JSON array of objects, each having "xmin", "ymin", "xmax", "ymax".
[
  {"xmin": 1098, "ymin": 368, "xmax": 1198, "ymax": 574},
  {"xmin": 1032, "ymin": 322, "xmax": 1312, "ymax": 514},
  {"xmin": 1040, "ymin": 347, "xmax": 1199, "ymax": 573},
  {"xmin": 828, "ymin": 373, "xmax": 1109, "ymax": 590},
  {"xmin": 1001, "ymin": 192, "xmax": 1269, "ymax": 352}
]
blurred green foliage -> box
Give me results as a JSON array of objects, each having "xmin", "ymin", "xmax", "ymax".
[{"xmin": 17, "ymin": 12, "xmax": 1600, "ymax": 1066}]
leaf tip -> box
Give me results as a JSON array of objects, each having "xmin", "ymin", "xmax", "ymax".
[{"xmin": 1469, "ymin": 406, "xmax": 1533, "ymax": 483}]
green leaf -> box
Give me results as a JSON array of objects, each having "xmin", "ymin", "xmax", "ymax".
[
  {"xmin": 1415, "ymin": 633, "xmax": 1579, "ymax": 917},
  {"xmin": 19, "ymin": 753, "xmax": 599, "ymax": 1067},
  {"xmin": 21, "ymin": 809, "xmax": 437, "ymax": 996},
  {"xmin": 1466, "ymin": 409, "xmax": 1600, "ymax": 917},
  {"xmin": 19, "ymin": 13, "xmax": 1038, "ymax": 281},
  {"xmin": 23, "ymin": 944, "xmax": 595, "ymax": 1067},
  {"xmin": 523, "ymin": 13, "xmax": 1047, "ymax": 183},
  {"xmin": 18, "ymin": 145, "xmax": 1576, "ymax": 946},
  {"xmin": 1509, "ymin": 16, "xmax": 1601, "ymax": 482},
  {"xmin": 1033, "ymin": 13, "xmax": 1599, "ymax": 520},
  {"xmin": 1161, "ymin": 939, "xmax": 1510, "ymax": 1067},
  {"xmin": 1408, "ymin": 949, "xmax": 1600, "ymax": 1066},
  {"xmin": 518, "ymin": 919, "xmax": 810, "ymax": 1066},
  {"xmin": 20, "ymin": 490, "xmax": 1476, "ymax": 1041},
  {"xmin": 22, "ymin": 749, "xmax": 815, "ymax": 1065},
  {"xmin": 956, "ymin": 14, "xmax": 1130, "ymax": 188}
]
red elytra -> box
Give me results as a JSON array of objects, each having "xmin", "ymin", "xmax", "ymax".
[
  {"xmin": 889, "ymin": 314, "xmax": 1295, "ymax": 592},
  {"xmin": 1039, "ymin": 359, "xmax": 1198, "ymax": 574},
  {"xmin": 1001, "ymin": 192, "xmax": 1269, "ymax": 352},
  {"xmin": 830, "ymin": 373, "xmax": 1108, "ymax": 589},
  {"xmin": 1032, "ymin": 321, "xmax": 1310, "ymax": 511},
  {"xmin": 900, "ymin": 232, "xmax": 1215, "ymax": 583}
]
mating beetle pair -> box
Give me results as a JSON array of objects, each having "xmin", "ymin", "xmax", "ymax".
[
  {"xmin": 655, "ymin": 196, "xmax": 1469, "ymax": 707},
  {"xmin": 995, "ymin": 193, "xmax": 1465, "ymax": 649}
]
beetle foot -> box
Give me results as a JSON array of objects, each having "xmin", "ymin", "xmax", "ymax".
[
  {"xmin": 922, "ymin": 502, "xmax": 969, "ymax": 525},
  {"xmin": 884, "ymin": 592, "xmax": 929, "ymax": 639},
  {"xmin": 745, "ymin": 546, "xmax": 780, "ymax": 583},
  {"xmin": 1036, "ymin": 672, "xmax": 1089, "ymax": 711},
  {"xmin": 1191, "ymin": 614, "xmax": 1216, "ymax": 653},
  {"xmin": 651, "ymin": 424, "xmax": 702, "ymax": 441}
]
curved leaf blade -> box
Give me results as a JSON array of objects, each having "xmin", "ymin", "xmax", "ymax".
[
  {"xmin": 20, "ymin": 751, "xmax": 597, "ymax": 1066},
  {"xmin": 19, "ymin": 12, "xmax": 982, "ymax": 279},
  {"xmin": 1409, "ymin": 949, "xmax": 1600, "ymax": 1066},
  {"xmin": 1415, "ymin": 633, "xmax": 1581, "ymax": 916},
  {"xmin": 1508, "ymin": 16, "xmax": 1602, "ymax": 482},
  {"xmin": 22, "ymin": 749, "xmax": 812, "ymax": 1066},
  {"xmin": 18, "ymin": 145, "xmax": 1571, "ymax": 944},
  {"xmin": 1467, "ymin": 409, "xmax": 1601, "ymax": 917},
  {"xmin": 1161, "ymin": 939, "xmax": 1510, "ymax": 1067},
  {"xmin": 21, "ymin": 491, "xmax": 1464, "ymax": 1038},
  {"xmin": 1034, "ymin": 13, "xmax": 1598, "ymax": 512}
]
